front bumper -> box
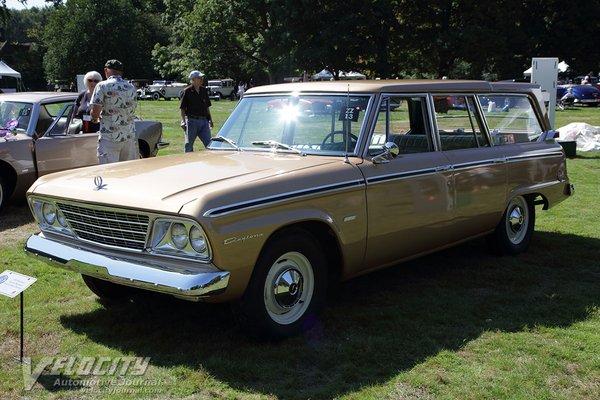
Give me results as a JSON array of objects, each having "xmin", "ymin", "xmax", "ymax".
[{"xmin": 25, "ymin": 233, "xmax": 230, "ymax": 301}]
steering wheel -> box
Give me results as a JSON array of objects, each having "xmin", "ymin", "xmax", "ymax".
[{"xmin": 321, "ymin": 131, "xmax": 358, "ymax": 146}]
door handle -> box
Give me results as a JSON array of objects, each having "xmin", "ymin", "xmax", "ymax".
[
  {"xmin": 435, "ymin": 165, "xmax": 452, "ymax": 172},
  {"xmin": 493, "ymin": 157, "xmax": 507, "ymax": 164}
]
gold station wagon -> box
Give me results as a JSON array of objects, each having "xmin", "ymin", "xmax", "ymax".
[{"xmin": 25, "ymin": 80, "xmax": 573, "ymax": 338}]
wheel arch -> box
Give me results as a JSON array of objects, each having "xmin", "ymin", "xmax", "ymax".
[
  {"xmin": 137, "ymin": 139, "xmax": 150, "ymax": 158},
  {"xmin": 0, "ymin": 159, "xmax": 18, "ymax": 200},
  {"xmin": 506, "ymin": 188, "xmax": 549, "ymax": 210},
  {"xmin": 260, "ymin": 220, "xmax": 343, "ymax": 286}
]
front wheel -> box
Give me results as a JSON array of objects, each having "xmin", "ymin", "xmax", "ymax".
[
  {"xmin": 236, "ymin": 229, "xmax": 327, "ymax": 339},
  {"xmin": 82, "ymin": 275, "xmax": 137, "ymax": 303},
  {"xmin": 151, "ymin": 92, "xmax": 160, "ymax": 101},
  {"xmin": 487, "ymin": 195, "xmax": 535, "ymax": 255}
]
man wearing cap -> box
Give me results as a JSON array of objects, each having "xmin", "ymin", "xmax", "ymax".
[
  {"xmin": 90, "ymin": 59, "xmax": 138, "ymax": 164},
  {"xmin": 180, "ymin": 70, "xmax": 213, "ymax": 152}
]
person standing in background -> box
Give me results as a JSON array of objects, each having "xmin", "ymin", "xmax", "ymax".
[
  {"xmin": 180, "ymin": 70, "xmax": 213, "ymax": 152},
  {"xmin": 75, "ymin": 71, "xmax": 102, "ymax": 133},
  {"xmin": 91, "ymin": 59, "xmax": 138, "ymax": 164}
]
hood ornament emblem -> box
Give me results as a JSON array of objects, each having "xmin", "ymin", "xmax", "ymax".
[{"xmin": 93, "ymin": 176, "xmax": 107, "ymax": 191}]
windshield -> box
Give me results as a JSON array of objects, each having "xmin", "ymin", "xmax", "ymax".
[
  {"xmin": 0, "ymin": 101, "xmax": 33, "ymax": 133},
  {"xmin": 209, "ymin": 94, "xmax": 371, "ymax": 155}
]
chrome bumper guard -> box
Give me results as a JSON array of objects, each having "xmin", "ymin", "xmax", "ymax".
[
  {"xmin": 25, "ymin": 233, "xmax": 229, "ymax": 300},
  {"xmin": 157, "ymin": 141, "xmax": 170, "ymax": 149}
]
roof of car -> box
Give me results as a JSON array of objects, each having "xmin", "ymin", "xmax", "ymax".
[
  {"xmin": 246, "ymin": 79, "xmax": 541, "ymax": 95},
  {"xmin": 0, "ymin": 91, "xmax": 77, "ymax": 103}
]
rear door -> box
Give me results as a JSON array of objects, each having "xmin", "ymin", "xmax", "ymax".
[
  {"xmin": 432, "ymin": 94, "xmax": 507, "ymax": 238},
  {"xmin": 34, "ymin": 102, "xmax": 99, "ymax": 176}
]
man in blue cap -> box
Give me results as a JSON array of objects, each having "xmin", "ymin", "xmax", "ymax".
[{"xmin": 179, "ymin": 70, "xmax": 213, "ymax": 152}]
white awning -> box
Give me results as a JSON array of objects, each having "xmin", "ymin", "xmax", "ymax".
[{"xmin": 0, "ymin": 60, "xmax": 21, "ymax": 78}]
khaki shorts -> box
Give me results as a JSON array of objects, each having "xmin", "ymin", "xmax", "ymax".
[{"xmin": 98, "ymin": 138, "xmax": 138, "ymax": 164}]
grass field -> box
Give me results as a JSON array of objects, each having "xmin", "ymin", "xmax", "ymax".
[{"xmin": 0, "ymin": 100, "xmax": 599, "ymax": 399}]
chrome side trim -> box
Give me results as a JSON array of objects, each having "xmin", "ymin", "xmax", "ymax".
[
  {"xmin": 366, "ymin": 167, "xmax": 439, "ymax": 184},
  {"xmin": 451, "ymin": 159, "xmax": 499, "ymax": 170},
  {"xmin": 506, "ymin": 152, "xmax": 564, "ymax": 162},
  {"xmin": 25, "ymin": 233, "xmax": 229, "ymax": 300},
  {"xmin": 203, "ymin": 179, "xmax": 366, "ymax": 217}
]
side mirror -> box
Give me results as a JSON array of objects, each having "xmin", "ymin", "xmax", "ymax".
[{"xmin": 372, "ymin": 141, "xmax": 400, "ymax": 164}]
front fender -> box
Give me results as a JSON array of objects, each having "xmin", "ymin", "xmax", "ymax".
[{"xmin": 180, "ymin": 188, "xmax": 368, "ymax": 298}]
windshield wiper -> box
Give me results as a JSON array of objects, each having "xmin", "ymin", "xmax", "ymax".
[
  {"xmin": 211, "ymin": 136, "xmax": 241, "ymax": 151},
  {"xmin": 251, "ymin": 140, "xmax": 304, "ymax": 155}
]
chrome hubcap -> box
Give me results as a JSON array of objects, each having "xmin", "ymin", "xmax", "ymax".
[
  {"xmin": 509, "ymin": 206, "xmax": 524, "ymax": 233},
  {"xmin": 273, "ymin": 268, "xmax": 303, "ymax": 308},
  {"xmin": 505, "ymin": 196, "xmax": 529, "ymax": 244},
  {"xmin": 264, "ymin": 251, "xmax": 314, "ymax": 325}
]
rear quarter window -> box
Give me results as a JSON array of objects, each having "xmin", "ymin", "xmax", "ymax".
[{"xmin": 478, "ymin": 95, "xmax": 543, "ymax": 145}]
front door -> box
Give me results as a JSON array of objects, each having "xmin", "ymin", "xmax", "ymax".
[
  {"xmin": 34, "ymin": 103, "xmax": 98, "ymax": 176},
  {"xmin": 357, "ymin": 95, "xmax": 454, "ymax": 274}
]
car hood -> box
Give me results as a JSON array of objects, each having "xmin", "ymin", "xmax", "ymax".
[{"xmin": 29, "ymin": 151, "xmax": 343, "ymax": 214}]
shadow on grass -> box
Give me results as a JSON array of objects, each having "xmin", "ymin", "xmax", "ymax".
[
  {"xmin": 0, "ymin": 203, "xmax": 33, "ymax": 233},
  {"xmin": 60, "ymin": 231, "xmax": 600, "ymax": 399}
]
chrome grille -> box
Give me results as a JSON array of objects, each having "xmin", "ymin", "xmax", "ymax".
[{"xmin": 57, "ymin": 202, "xmax": 149, "ymax": 250}]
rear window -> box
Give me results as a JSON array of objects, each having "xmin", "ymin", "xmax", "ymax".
[{"xmin": 478, "ymin": 95, "xmax": 543, "ymax": 144}]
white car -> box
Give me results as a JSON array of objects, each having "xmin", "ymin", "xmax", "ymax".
[
  {"xmin": 208, "ymin": 78, "xmax": 236, "ymax": 99},
  {"xmin": 144, "ymin": 80, "xmax": 187, "ymax": 101}
]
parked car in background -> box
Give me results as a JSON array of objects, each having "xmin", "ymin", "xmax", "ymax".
[
  {"xmin": 573, "ymin": 75, "xmax": 598, "ymax": 86},
  {"xmin": 24, "ymin": 81, "xmax": 572, "ymax": 338},
  {"xmin": 0, "ymin": 92, "xmax": 167, "ymax": 211},
  {"xmin": 143, "ymin": 80, "xmax": 187, "ymax": 101},
  {"xmin": 556, "ymin": 85, "xmax": 600, "ymax": 106},
  {"xmin": 208, "ymin": 78, "xmax": 236, "ymax": 99}
]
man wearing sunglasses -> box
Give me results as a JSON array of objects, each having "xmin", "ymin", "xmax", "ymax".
[{"xmin": 90, "ymin": 59, "xmax": 138, "ymax": 164}]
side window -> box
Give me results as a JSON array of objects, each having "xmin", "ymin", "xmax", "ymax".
[
  {"xmin": 42, "ymin": 103, "xmax": 74, "ymax": 136},
  {"xmin": 434, "ymin": 95, "xmax": 489, "ymax": 151},
  {"xmin": 369, "ymin": 96, "xmax": 431, "ymax": 156},
  {"xmin": 478, "ymin": 95, "xmax": 543, "ymax": 144}
]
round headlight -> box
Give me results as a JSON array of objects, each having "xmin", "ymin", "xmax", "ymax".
[
  {"xmin": 57, "ymin": 210, "xmax": 68, "ymax": 227},
  {"xmin": 190, "ymin": 226, "xmax": 207, "ymax": 253},
  {"xmin": 42, "ymin": 203, "xmax": 56, "ymax": 225},
  {"xmin": 170, "ymin": 223, "xmax": 188, "ymax": 249}
]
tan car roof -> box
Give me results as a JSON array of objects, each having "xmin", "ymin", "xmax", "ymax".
[
  {"xmin": 0, "ymin": 91, "xmax": 77, "ymax": 103},
  {"xmin": 246, "ymin": 80, "xmax": 540, "ymax": 95}
]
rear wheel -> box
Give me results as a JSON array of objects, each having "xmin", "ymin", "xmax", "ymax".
[
  {"xmin": 488, "ymin": 195, "xmax": 535, "ymax": 255},
  {"xmin": 137, "ymin": 140, "xmax": 150, "ymax": 158},
  {"xmin": 236, "ymin": 229, "xmax": 327, "ymax": 339}
]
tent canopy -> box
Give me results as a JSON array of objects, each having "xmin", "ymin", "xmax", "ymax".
[
  {"xmin": 0, "ymin": 61, "xmax": 21, "ymax": 78},
  {"xmin": 312, "ymin": 69, "xmax": 333, "ymax": 80},
  {"xmin": 312, "ymin": 69, "xmax": 366, "ymax": 80}
]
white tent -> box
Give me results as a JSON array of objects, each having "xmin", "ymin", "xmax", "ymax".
[
  {"xmin": 0, "ymin": 61, "xmax": 21, "ymax": 78},
  {"xmin": 340, "ymin": 71, "xmax": 366, "ymax": 80},
  {"xmin": 312, "ymin": 69, "xmax": 333, "ymax": 80}
]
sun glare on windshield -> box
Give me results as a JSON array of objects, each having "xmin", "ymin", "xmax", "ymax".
[{"xmin": 278, "ymin": 103, "xmax": 301, "ymax": 122}]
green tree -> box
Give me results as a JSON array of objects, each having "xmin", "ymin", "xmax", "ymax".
[
  {"xmin": 0, "ymin": 7, "xmax": 54, "ymax": 89},
  {"xmin": 42, "ymin": 0, "xmax": 168, "ymax": 81}
]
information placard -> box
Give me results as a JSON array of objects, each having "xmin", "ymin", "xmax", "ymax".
[{"xmin": 0, "ymin": 270, "xmax": 37, "ymax": 298}]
